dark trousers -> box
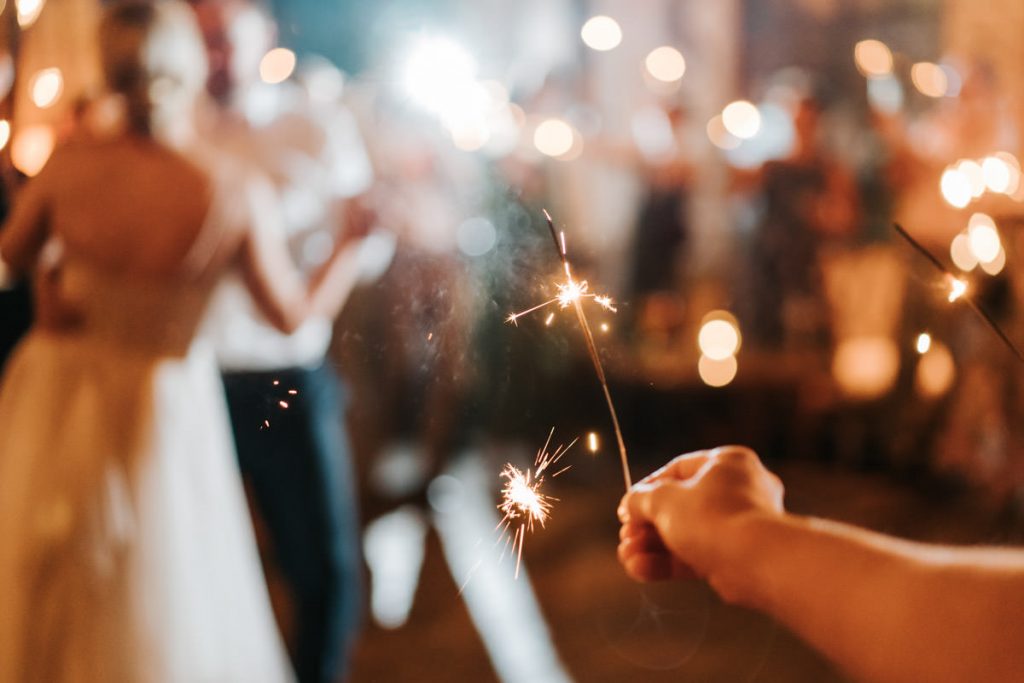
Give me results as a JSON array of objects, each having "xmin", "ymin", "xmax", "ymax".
[{"xmin": 223, "ymin": 363, "xmax": 362, "ymax": 683}]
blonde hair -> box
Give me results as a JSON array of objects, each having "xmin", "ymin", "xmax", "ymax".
[{"xmin": 99, "ymin": 1, "xmax": 208, "ymax": 135}]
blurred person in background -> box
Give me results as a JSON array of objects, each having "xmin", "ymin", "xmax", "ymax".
[
  {"xmin": 619, "ymin": 446, "xmax": 1024, "ymax": 683},
  {"xmin": 189, "ymin": 0, "xmax": 373, "ymax": 680},
  {"xmin": 747, "ymin": 95, "xmax": 860, "ymax": 350},
  {"xmin": 0, "ymin": 1, "xmax": 361, "ymax": 678}
]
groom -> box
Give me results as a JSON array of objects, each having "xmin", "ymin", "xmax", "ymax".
[{"xmin": 190, "ymin": 1, "xmax": 373, "ymax": 681}]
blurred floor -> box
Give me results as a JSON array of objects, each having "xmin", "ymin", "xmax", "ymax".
[{"xmin": 350, "ymin": 455, "xmax": 1020, "ymax": 683}]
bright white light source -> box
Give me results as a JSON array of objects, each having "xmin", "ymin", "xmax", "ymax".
[
  {"xmin": 967, "ymin": 213, "xmax": 1000, "ymax": 263},
  {"xmin": 698, "ymin": 317, "xmax": 741, "ymax": 360},
  {"xmin": 17, "ymin": 0, "xmax": 44, "ymax": 28},
  {"xmin": 911, "ymin": 62, "xmax": 948, "ymax": 98},
  {"xmin": 580, "ymin": 16, "xmax": 622, "ymax": 51},
  {"xmin": 533, "ymin": 118, "xmax": 575, "ymax": 158},
  {"xmin": 399, "ymin": 35, "xmax": 478, "ymax": 119},
  {"xmin": 950, "ymin": 233, "xmax": 978, "ymax": 271},
  {"xmin": 698, "ymin": 354, "xmax": 738, "ymax": 388},
  {"xmin": 259, "ymin": 47, "xmax": 296, "ymax": 84},
  {"xmin": 916, "ymin": 332, "xmax": 932, "ymax": 354},
  {"xmin": 587, "ymin": 432, "xmax": 599, "ymax": 452},
  {"xmin": 30, "ymin": 68, "xmax": 62, "ymax": 109},
  {"xmin": 721, "ymin": 100, "xmax": 761, "ymax": 139},
  {"xmin": 957, "ymin": 159, "xmax": 986, "ymax": 198},
  {"xmin": 645, "ymin": 46, "xmax": 686, "ymax": 82},
  {"xmin": 0, "ymin": 120, "xmax": 9, "ymax": 151},
  {"xmin": 854, "ymin": 39, "xmax": 893, "ymax": 78},
  {"xmin": 948, "ymin": 277, "xmax": 967, "ymax": 303},
  {"xmin": 940, "ymin": 167, "xmax": 971, "ymax": 208}
]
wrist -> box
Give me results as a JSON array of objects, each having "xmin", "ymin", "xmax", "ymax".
[{"xmin": 704, "ymin": 509, "xmax": 796, "ymax": 609}]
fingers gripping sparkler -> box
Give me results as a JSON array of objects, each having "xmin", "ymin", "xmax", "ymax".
[{"xmin": 505, "ymin": 210, "xmax": 633, "ymax": 490}]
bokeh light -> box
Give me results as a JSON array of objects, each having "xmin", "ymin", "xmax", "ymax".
[
  {"xmin": 0, "ymin": 120, "xmax": 10, "ymax": 151},
  {"xmin": 915, "ymin": 341, "xmax": 955, "ymax": 398},
  {"xmin": 30, "ymin": 68, "xmax": 63, "ymax": 109},
  {"xmin": 721, "ymin": 100, "xmax": 761, "ymax": 140},
  {"xmin": 16, "ymin": 0, "xmax": 44, "ymax": 28},
  {"xmin": 11, "ymin": 124, "xmax": 55, "ymax": 176},
  {"xmin": 956, "ymin": 159, "xmax": 986, "ymax": 198},
  {"xmin": 910, "ymin": 62, "xmax": 948, "ymax": 98},
  {"xmin": 832, "ymin": 336, "xmax": 899, "ymax": 399},
  {"xmin": 967, "ymin": 213, "xmax": 1000, "ymax": 263},
  {"xmin": 399, "ymin": 35, "xmax": 477, "ymax": 118},
  {"xmin": 950, "ymin": 232, "xmax": 978, "ymax": 271},
  {"xmin": 706, "ymin": 114, "xmax": 740, "ymax": 150},
  {"xmin": 456, "ymin": 216, "xmax": 497, "ymax": 257},
  {"xmin": 580, "ymin": 16, "xmax": 622, "ymax": 52},
  {"xmin": 259, "ymin": 47, "xmax": 296, "ymax": 84},
  {"xmin": 533, "ymin": 118, "xmax": 575, "ymax": 158},
  {"xmin": 698, "ymin": 315, "xmax": 741, "ymax": 361},
  {"xmin": 940, "ymin": 167, "xmax": 971, "ymax": 208},
  {"xmin": 979, "ymin": 247, "xmax": 1006, "ymax": 276},
  {"xmin": 698, "ymin": 354, "xmax": 738, "ymax": 388},
  {"xmin": 916, "ymin": 332, "xmax": 932, "ymax": 354},
  {"xmin": 854, "ymin": 39, "xmax": 893, "ymax": 78},
  {"xmin": 644, "ymin": 46, "xmax": 686, "ymax": 83}
]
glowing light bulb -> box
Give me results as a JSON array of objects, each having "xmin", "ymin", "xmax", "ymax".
[{"xmin": 948, "ymin": 277, "xmax": 967, "ymax": 303}]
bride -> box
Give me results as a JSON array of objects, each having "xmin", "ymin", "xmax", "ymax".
[{"xmin": 0, "ymin": 2, "xmax": 358, "ymax": 680}]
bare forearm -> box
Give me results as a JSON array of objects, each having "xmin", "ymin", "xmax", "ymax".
[
  {"xmin": 306, "ymin": 239, "xmax": 362, "ymax": 321},
  {"xmin": 721, "ymin": 513, "xmax": 1024, "ymax": 683}
]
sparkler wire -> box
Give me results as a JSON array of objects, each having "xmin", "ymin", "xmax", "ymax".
[
  {"xmin": 543, "ymin": 210, "xmax": 633, "ymax": 489},
  {"xmin": 893, "ymin": 222, "xmax": 1024, "ymax": 364}
]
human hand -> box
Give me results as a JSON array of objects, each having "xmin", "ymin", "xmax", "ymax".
[{"xmin": 617, "ymin": 446, "xmax": 784, "ymax": 596}]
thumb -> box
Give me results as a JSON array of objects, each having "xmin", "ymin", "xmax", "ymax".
[{"xmin": 618, "ymin": 480, "xmax": 668, "ymax": 525}]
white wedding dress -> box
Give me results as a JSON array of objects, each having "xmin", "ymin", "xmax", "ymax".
[{"xmin": 0, "ymin": 252, "xmax": 295, "ymax": 680}]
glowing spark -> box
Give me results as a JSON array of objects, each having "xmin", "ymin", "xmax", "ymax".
[
  {"xmin": 587, "ymin": 432, "xmax": 599, "ymax": 452},
  {"xmin": 279, "ymin": 400, "xmax": 289, "ymax": 409},
  {"xmin": 544, "ymin": 312, "xmax": 555, "ymax": 326},
  {"xmin": 497, "ymin": 429, "xmax": 576, "ymax": 578},
  {"xmin": 505, "ymin": 210, "xmax": 633, "ymax": 489},
  {"xmin": 916, "ymin": 332, "xmax": 932, "ymax": 354},
  {"xmin": 287, "ymin": 389, "xmax": 298, "ymax": 395},
  {"xmin": 600, "ymin": 323, "xmax": 609, "ymax": 333},
  {"xmin": 948, "ymin": 277, "xmax": 967, "ymax": 303},
  {"xmin": 272, "ymin": 380, "xmax": 280, "ymax": 386},
  {"xmin": 427, "ymin": 332, "xmax": 434, "ymax": 341}
]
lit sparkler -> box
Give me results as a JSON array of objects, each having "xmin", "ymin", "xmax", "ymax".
[
  {"xmin": 506, "ymin": 210, "xmax": 633, "ymax": 489},
  {"xmin": 893, "ymin": 222, "xmax": 1024, "ymax": 362},
  {"xmin": 496, "ymin": 429, "xmax": 576, "ymax": 578}
]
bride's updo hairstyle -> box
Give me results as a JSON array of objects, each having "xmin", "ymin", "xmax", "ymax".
[{"xmin": 99, "ymin": 0, "xmax": 208, "ymax": 136}]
